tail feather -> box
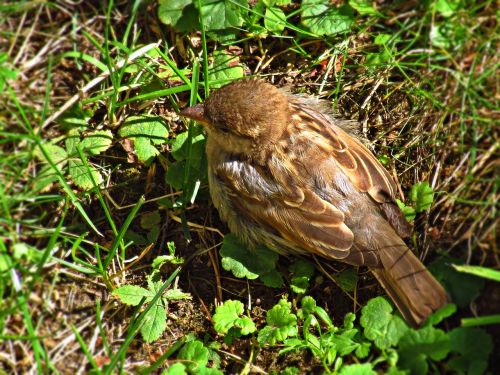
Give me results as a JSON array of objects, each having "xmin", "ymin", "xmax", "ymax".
[{"xmin": 370, "ymin": 239, "xmax": 449, "ymax": 327}]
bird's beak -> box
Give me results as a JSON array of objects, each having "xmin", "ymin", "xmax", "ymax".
[{"xmin": 179, "ymin": 103, "xmax": 208, "ymax": 125}]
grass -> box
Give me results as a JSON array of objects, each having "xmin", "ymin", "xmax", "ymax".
[{"xmin": 0, "ymin": 0, "xmax": 498, "ymax": 373}]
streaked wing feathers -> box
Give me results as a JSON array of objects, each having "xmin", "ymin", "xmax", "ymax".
[
  {"xmin": 292, "ymin": 102, "xmax": 412, "ymax": 238},
  {"xmin": 216, "ymin": 161, "xmax": 354, "ymax": 259}
]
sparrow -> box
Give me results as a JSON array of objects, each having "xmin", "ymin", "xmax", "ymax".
[{"xmin": 180, "ymin": 79, "xmax": 449, "ymax": 327}]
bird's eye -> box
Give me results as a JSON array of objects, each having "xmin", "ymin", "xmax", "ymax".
[{"xmin": 218, "ymin": 125, "xmax": 230, "ymax": 134}]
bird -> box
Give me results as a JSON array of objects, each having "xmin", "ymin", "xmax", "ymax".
[{"xmin": 180, "ymin": 78, "xmax": 449, "ymax": 327}]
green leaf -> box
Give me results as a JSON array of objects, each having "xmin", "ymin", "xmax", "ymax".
[
  {"xmin": 300, "ymin": 295, "xmax": 317, "ymax": 315},
  {"xmin": 430, "ymin": 21, "xmax": 467, "ymax": 50},
  {"xmin": 113, "ymin": 285, "xmax": 153, "ymax": 306},
  {"xmin": 0, "ymin": 52, "xmax": 18, "ymax": 91},
  {"xmin": 165, "ymin": 160, "xmax": 186, "ymax": 190},
  {"xmin": 178, "ymin": 340, "xmax": 210, "ymax": 371},
  {"xmin": 301, "ymin": 1, "xmax": 354, "ymax": 36},
  {"xmin": 452, "ymin": 264, "xmax": 500, "ymax": 282},
  {"xmin": 197, "ymin": 0, "xmax": 246, "ymax": 30},
  {"xmin": 33, "ymin": 143, "xmax": 68, "ymax": 191},
  {"xmin": 171, "ymin": 131, "xmax": 206, "ymax": 161},
  {"xmin": 447, "ymin": 327, "xmax": 492, "ymax": 375},
  {"xmin": 360, "ymin": 297, "xmax": 409, "ymax": 349},
  {"xmin": 119, "ymin": 114, "xmax": 169, "ymax": 164},
  {"xmin": 398, "ymin": 326, "xmax": 451, "ymax": 375},
  {"xmin": 264, "ymin": 7, "xmax": 286, "ymax": 34},
  {"xmin": 141, "ymin": 300, "xmax": 167, "ymax": 343},
  {"xmin": 289, "ymin": 259, "xmax": 315, "ymax": 294},
  {"xmin": 259, "ymin": 268, "xmax": 284, "ymax": 288},
  {"xmin": 374, "ymin": 33, "xmax": 391, "ymax": 45},
  {"xmin": 35, "ymin": 143, "xmax": 68, "ymax": 168},
  {"xmin": 214, "ymin": 300, "xmax": 243, "ymax": 333},
  {"xmin": 220, "ymin": 234, "xmax": 280, "ymax": 284},
  {"xmin": 339, "ymin": 363, "xmax": 376, "ymax": 375},
  {"xmin": 164, "ymin": 288, "xmax": 192, "ymax": 301},
  {"xmin": 79, "ymin": 130, "xmax": 112, "ymax": 155},
  {"xmin": 258, "ymin": 299, "xmax": 298, "ymax": 346},
  {"xmin": 163, "ymin": 362, "xmax": 188, "ymax": 375},
  {"xmin": 434, "ymin": 0, "xmax": 463, "ymax": 17},
  {"xmin": 409, "ymin": 181, "xmax": 434, "ymax": 212},
  {"xmin": 337, "ymin": 268, "xmax": 358, "ymax": 292},
  {"xmin": 348, "ymin": 0, "xmax": 382, "ymax": 16},
  {"xmin": 354, "ymin": 341, "xmax": 371, "ymax": 359},
  {"xmin": 425, "ymin": 303, "xmax": 456, "ymax": 326},
  {"xmin": 208, "ymin": 50, "xmax": 244, "ymax": 88},
  {"xmin": 428, "ymin": 258, "xmax": 485, "ymax": 308},
  {"xmin": 140, "ymin": 210, "xmax": 161, "ymax": 230},
  {"xmin": 68, "ymin": 159, "xmax": 103, "ymax": 190},
  {"xmin": 280, "ymin": 367, "xmax": 300, "ymax": 375},
  {"xmin": 396, "ymin": 199, "xmax": 416, "ymax": 221},
  {"xmin": 158, "ymin": 0, "xmax": 198, "ymax": 32}
]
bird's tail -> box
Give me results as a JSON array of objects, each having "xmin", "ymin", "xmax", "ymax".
[{"xmin": 370, "ymin": 239, "xmax": 449, "ymax": 327}]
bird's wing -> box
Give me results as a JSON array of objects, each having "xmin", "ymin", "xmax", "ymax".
[
  {"xmin": 291, "ymin": 102, "xmax": 412, "ymax": 238},
  {"xmin": 214, "ymin": 159, "xmax": 355, "ymax": 261}
]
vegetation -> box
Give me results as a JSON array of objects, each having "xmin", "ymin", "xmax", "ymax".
[{"xmin": 0, "ymin": 0, "xmax": 497, "ymax": 373}]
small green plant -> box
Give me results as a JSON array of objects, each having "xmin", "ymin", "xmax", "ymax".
[
  {"xmin": 210, "ymin": 295, "xmax": 493, "ymax": 373},
  {"xmin": 218, "ymin": 234, "xmax": 283, "ymax": 288},
  {"xmin": 397, "ymin": 181, "xmax": 435, "ymax": 221},
  {"xmin": 35, "ymin": 125, "xmax": 113, "ymax": 191},
  {"xmin": 212, "ymin": 300, "xmax": 256, "ymax": 344},
  {"xmin": 113, "ymin": 244, "xmax": 190, "ymax": 343},
  {"xmin": 118, "ymin": 114, "xmax": 169, "ymax": 165},
  {"xmin": 162, "ymin": 337, "xmax": 223, "ymax": 374}
]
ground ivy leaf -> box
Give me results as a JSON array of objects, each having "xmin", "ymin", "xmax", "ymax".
[
  {"xmin": 264, "ymin": 7, "xmax": 286, "ymax": 34},
  {"xmin": 348, "ymin": 0, "xmax": 382, "ymax": 16},
  {"xmin": 289, "ymin": 259, "xmax": 315, "ymax": 294},
  {"xmin": 409, "ymin": 181, "xmax": 434, "ymax": 212},
  {"xmin": 68, "ymin": 159, "xmax": 102, "ymax": 190},
  {"xmin": 354, "ymin": 341, "xmax": 371, "ymax": 359},
  {"xmin": 164, "ymin": 288, "xmax": 191, "ymax": 301},
  {"xmin": 337, "ymin": 268, "xmax": 358, "ymax": 292},
  {"xmin": 163, "ymin": 362, "xmax": 188, "ymax": 375},
  {"xmin": 178, "ymin": 340, "xmax": 210, "ymax": 371},
  {"xmin": 158, "ymin": 0, "xmax": 198, "ymax": 32},
  {"xmin": 220, "ymin": 234, "xmax": 279, "ymax": 281},
  {"xmin": 398, "ymin": 326, "xmax": 451, "ymax": 375},
  {"xmin": 447, "ymin": 327, "xmax": 492, "ymax": 375},
  {"xmin": 141, "ymin": 301, "xmax": 167, "ymax": 343},
  {"xmin": 170, "ymin": 131, "xmax": 205, "ymax": 162},
  {"xmin": 113, "ymin": 285, "xmax": 153, "ymax": 306},
  {"xmin": 213, "ymin": 300, "xmax": 245, "ymax": 334},
  {"xmin": 119, "ymin": 114, "xmax": 168, "ymax": 164},
  {"xmin": 425, "ymin": 303, "xmax": 456, "ymax": 326},
  {"xmin": 237, "ymin": 316, "xmax": 256, "ymax": 335},
  {"xmin": 165, "ymin": 160, "xmax": 186, "ymax": 190},
  {"xmin": 208, "ymin": 50, "xmax": 244, "ymax": 88},
  {"xmin": 258, "ymin": 299, "xmax": 298, "ymax": 346},
  {"xmin": 301, "ymin": 1, "xmax": 354, "ymax": 36},
  {"xmin": 196, "ymin": 0, "xmax": 246, "ymax": 32},
  {"xmin": 396, "ymin": 199, "xmax": 416, "ymax": 221},
  {"xmin": 79, "ymin": 129, "xmax": 112, "ymax": 155},
  {"xmin": 339, "ymin": 363, "xmax": 376, "ymax": 375},
  {"xmin": 259, "ymin": 268, "xmax": 284, "ymax": 288},
  {"xmin": 434, "ymin": 0, "xmax": 463, "ymax": 17},
  {"xmin": 360, "ymin": 297, "xmax": 409, "ymax": 349},
  {"xmin": 428, "ymin": 258, "xmax": 485, "ymax": 308},
  {"xmin": 35, "ymin": 143, "xmax": 68, "ymax": 169},
  {"xmin": 140, "ymin": 210, "xmax": 161, "ymax": 230},
  {"xmin": 374, "ymin": 33, "xmax": 391, "ymax": 45}
]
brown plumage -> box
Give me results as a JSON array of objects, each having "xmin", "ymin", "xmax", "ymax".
[{"xmin": 180, "ymin": 79, "xmax": 449, "ymax": 327}]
